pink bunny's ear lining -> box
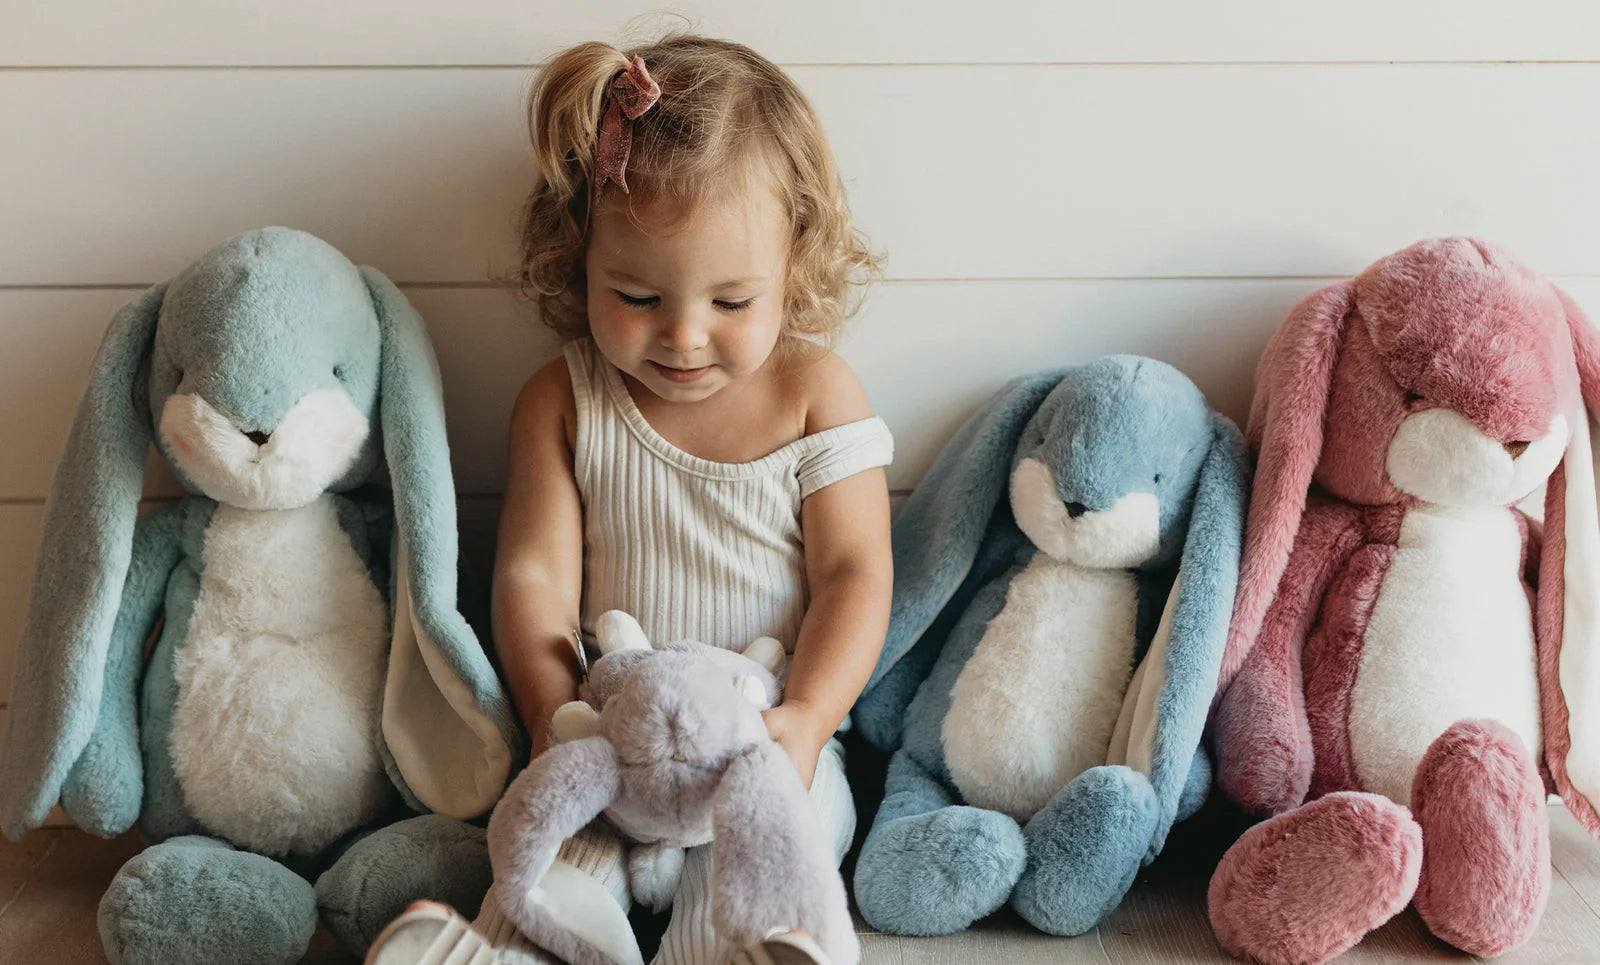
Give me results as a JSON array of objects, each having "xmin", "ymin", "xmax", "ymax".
[{"xmin": 1538, "ymin": 290, "xmax": 1600, "ymax": 838}]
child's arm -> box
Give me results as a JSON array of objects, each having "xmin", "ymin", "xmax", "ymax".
[
  {"xmin": 766, "ymin": 358, "xmax": 893, "ymax": 786},
  {"xmin": 492, "ymin": 359, "xmax": 586, "ymax": 758}
]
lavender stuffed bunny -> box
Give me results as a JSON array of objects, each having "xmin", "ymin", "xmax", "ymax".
[{"xmin": 485, "ymin": 611, "xmax": 858, "ymax": 965}]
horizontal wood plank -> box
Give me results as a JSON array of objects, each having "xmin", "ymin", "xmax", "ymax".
[
  {"xmin": 4, "ymin": 1, "xmax": 1599, "ymax": 67},
  {"xmin": 5, "ymin": 66, "xmax": 1600, "ymax": 286}
]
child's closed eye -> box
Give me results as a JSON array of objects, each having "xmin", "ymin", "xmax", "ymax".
[
  {"xmin": 614, "ymin": 290, "xmax": 659, "ymax": 310},
  {"xmin": 613, "ymin": 290, "xmax": 755, "ymax": 314}
]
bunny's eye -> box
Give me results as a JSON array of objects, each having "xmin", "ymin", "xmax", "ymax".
[
  {"xmin": 332, "ymin": 365, "xmax": 345, "ymax": 380},
  {"xmin": 1153, "ymin": 472, "xmax": 1163, "ymax": 484},
  {"xmin": 1404, "ymin": 390, "xmax": 1424, "ymax": 405}
]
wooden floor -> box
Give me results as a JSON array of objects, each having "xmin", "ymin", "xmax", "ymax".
[{"xmin": 3, "ymin": 803, "xmax": 1597, "ymax": 964}]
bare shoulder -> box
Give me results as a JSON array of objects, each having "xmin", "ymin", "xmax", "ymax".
[
  {"xmin": 511, "ymin": 355, "xmax": 577, "ymax": 448},
  {"xmin": 794, "ymin": 350, "xmax": 874, "ymax": 436}
]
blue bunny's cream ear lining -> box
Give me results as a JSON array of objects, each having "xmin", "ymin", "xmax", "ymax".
[
  {"xmin": 1558, "ymin": 408, "xmax": 1600, "ymax": 805},
  {"xmin": 382, "ymin": 550, "xmax": 513, "ymax": 819},
  {"xmin": 1106, "ymin": 574, "xmax": 1181, "ymax": 779}
]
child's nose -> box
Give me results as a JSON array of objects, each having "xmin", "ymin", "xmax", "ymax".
[{"xmin": 658, "ymin": 312, "xmax": 709, "ymax": 354}]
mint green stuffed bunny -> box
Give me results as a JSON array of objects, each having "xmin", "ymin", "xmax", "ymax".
[{"xmin": 0, "ymin": 227, "xmax": 521, "ymax": 964}]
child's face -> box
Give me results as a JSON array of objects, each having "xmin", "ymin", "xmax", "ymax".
[{"xmin": 585, "ymin": 182, "xmax": 790, "ymax": 404}]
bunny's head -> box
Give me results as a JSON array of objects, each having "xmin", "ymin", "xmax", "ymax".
[
  {"xmin": 1269, "ymin": 238, "xmax": 1578, "ymax": 513},
  {"xmin": 551, "ymin": 611, "xmax": 786, "ymax": 791},
  {"xmin": 1010, "ymin": 356, "xmax": 1220, "ymax": 571},
  {"xmin": 150, "ymin": 228, "xmax": 391, "ymax": 508}
]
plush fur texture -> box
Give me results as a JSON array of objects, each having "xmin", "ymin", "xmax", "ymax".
[
  {"xmin": 487, "ymin": 614, "xmax": 858, "ymax": 965},
  {"xmin": 1303, "ymin": 541, "xmax": 1390, "ymax": 799},
  {"xmin": 1209, "ymin": 237, "xmax": 1600, "ymax": 963},
  {"xmin": 99, "ymin": 836, "xmax": 321, "ymax": 965},
  {"xmin": 853, "ymin": 356, "xmax": 1248, "ymax": 936},
  {"xmin": 1208, "ymin": 792, "xmax": 1423, "ymax": 965},
  {"xmin": 1386, "ymin": 409, "xmax": 1566, "ymax": 507},
  {"xmin": 159, "ymin": 389, "xmax": 371, "ymax": 510},
  {"xmin": 1012, "ymin": 460, "xmax": 1162, "ymax": 567},
  {"xmin": 1222, "ymin": 283, "xmax": 1354, "ymax": 692},
  {"xmin": 943, "ymin": 558, "xmax": 1140, "ymax": 819},
  {"xmin": 1011, "ymin": 764, "xmax": 1159, "ymax": 935},
  {"xmin": 313, "ymin": 815, "xmax": 495, "ymax": 954},
  {"xmin": 1549, "ymin": 287, "xmax": 1600, "ymax": 834},
  {"xmin": 171, "ymin": 500, "xmax": 394, "ymax": 855},
  {"xmin": 1350, "ymin": 506, "xmax": 1543, "ymax": 805},
  {"xmin": 1410, "ymin": 720, "xmax": 1550, "ymax": 957},
  {"xmin": 58, "ymin": 501, "xmax": 189, "ymax": 837},
  {"xmin": 1540, "ymin": 445, "xmax": 1600, "ymax": 836},
  {"xmin": 854, "ymin": 368, "xmax": 1071, "ymax": 752},
  {"xmin": 0, "ymin": 227, "xmax": 519, "ymax": 963},
  {"xmin": 626, "ymin": 841, "xmax": 685, "ymax": 913}
]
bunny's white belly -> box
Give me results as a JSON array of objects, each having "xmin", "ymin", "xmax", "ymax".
[
  {"xmin": 171, "ymin": 497, "xmax": 394, "ymax": 855},
  {"xmin": 943, "ymin": 556, "xmax": 1139, "ymax": 820},
  {"xmin": 1349, "ymin": 505, "xmax": 1542, "ymax": 806}
]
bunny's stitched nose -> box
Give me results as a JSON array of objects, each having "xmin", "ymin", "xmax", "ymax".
[
  {"xmin": 1065, "ymin": 502, "xmax": 1089, "ymax": 519},
  {"xmin": 1503, "ymin": 440, "xmax": 1530, "ymax": 459},
  {"xmin": 244, "ymin": 430, "xmax": 271, "ymax": 447}
]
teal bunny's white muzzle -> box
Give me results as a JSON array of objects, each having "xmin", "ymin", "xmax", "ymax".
[
  {"xmin": 1010, "ymin": 458, "xmax": 1161, "ymax": 569},
  {"xmin": 159, "ymin": 389, "xmax": 371, "ymax": 510}
]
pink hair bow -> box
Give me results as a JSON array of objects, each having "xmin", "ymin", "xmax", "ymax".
[{"xmin": 594, "ymin": 55, "xmax": 661, "ymax": 201}]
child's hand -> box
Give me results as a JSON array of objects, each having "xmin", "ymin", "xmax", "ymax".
[{"xmin": 762, "ymin": 701, "xmax": 830, "ymax": 789}]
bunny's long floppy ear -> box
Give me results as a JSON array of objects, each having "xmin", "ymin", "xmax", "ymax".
[
  {"xmin": 1538, "ymin": 286, "xmax": 1600, "ymax": 838},
  {"xmin": 1216, "ymin": 283, "xmax": 1355, "ymax": 696},
  {"xmin": 711, "ymin": 742, "xmax": 860, "ymax": 965},
  {"xmin": 853, "ymin": 367, "xmax": 1070, "ymax": 750},
  {"xmin": 1107, "ymin": 413, "xmax": 1248, "ymax": 840},
  {"xmin": 487, "ymin": 737, "xmax": 642, "ymax": 965},
  {"xmin": 0, "ymin": 283, "xmax": 167, "ymax": 838},
  {"xmin": 361, "ymin": 267, "xmax": 518, "ymax": 820}
]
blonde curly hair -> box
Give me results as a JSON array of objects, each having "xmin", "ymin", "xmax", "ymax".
[{"xmin": 517, "ymin": 34, "xmax": 881, "ymax": 354}]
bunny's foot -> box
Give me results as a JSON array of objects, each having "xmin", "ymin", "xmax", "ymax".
[
  {"xmin": 852, "ymin": 750, "xmax": 1025, "ymax": 935},
  {"xmin": 1411, "ymin": 719, "xmax": 1550, "ymax": 957},
  {"xmin": 1011, "ymin": 765, "xmax": 1158, "ymax": 935},
  {"xmin": 316, "ymin": 814, "xmax": 494, "ymax": 954},
  {"xmin": 99, "ymin": 835, "xmax": 317, "ymax": 965},
  {"xmin": 853, "ymin": 802, "xmax": 1026, "ymax": 936},
  {"xmin": 1208, "ymin": 792, "xmax": 1421, "ymax": 965}
]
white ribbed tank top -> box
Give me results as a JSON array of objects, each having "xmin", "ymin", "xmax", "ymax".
[{"xmin": 565, "ymin": 339, "xmax": 894, "ymax": 653}]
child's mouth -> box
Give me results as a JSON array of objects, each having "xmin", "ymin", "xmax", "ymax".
[{"xmin": 649, "ymin": 362, "xmax": 712, "ymax": 384}]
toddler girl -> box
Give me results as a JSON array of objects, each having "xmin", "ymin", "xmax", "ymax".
[{"xmin": 367, "ymin": 33, "xmax": 892, "ymax": 965}]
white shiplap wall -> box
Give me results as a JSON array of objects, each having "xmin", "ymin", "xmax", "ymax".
[{"xmin": 3, "ymin": 1, "xmax": 1600, "ymax": 715}]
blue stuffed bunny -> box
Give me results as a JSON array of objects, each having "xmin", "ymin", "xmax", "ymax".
[
  {"xmin": 851, "ymin": 355, "xmax": 1247, "ymax": 937},
  {"xmin": 0, "ymin": 228, "xmax": 521, "ymax": 964}
]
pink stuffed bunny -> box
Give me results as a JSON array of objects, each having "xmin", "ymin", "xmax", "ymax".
[{"xmin": 1207, "ymin": 238, "xmax": 1600, "ymax": 965}]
